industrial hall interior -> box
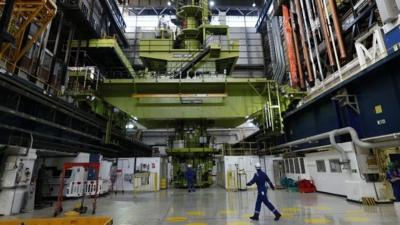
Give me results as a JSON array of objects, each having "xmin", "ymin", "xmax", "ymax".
[{"xmin": 2, "ymin": 0, "xmax": 400, "ymax": 224}]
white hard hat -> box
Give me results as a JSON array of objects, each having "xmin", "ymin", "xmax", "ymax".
[
  {"xmin": 187, "ymin": 164, "xmax": 192, "ymax": 168},
  {"xmin": 255, "ymin": 162, "xmax": 261, "ymax": 169}
]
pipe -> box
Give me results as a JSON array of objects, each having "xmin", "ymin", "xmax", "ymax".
[
  {"xmin": 315, "ymin": 0, "xmax": 335, "ymax": 66},
  {"xmin": 282, "ymin": 4, "xmax": 299, "ymax": 88},
  {"xmin": 266, "ymin": 20, "xmax": 277, "ymax": 79},
  {"xmin": 304, "ymin": 0, "xmax": 324, "ymax": 80},
  {"xmin": 290, "ymin": 0, "xmax": 305, "ymax": 89},
  {"xmin": 269, "ymin": 17, "xmax": 286, "ymax": 83},
  {"xmin": 294, "ymin": 0, "xmax": 314, "ymax": 83},
  {"xmin": 329, "ymin": 132, "xmax": 349, "ymax": 164},
  {"xmin": 271, "ymin": 127, "xmax": 400, "ymax": 165},
  {"xmin": 328, "ymin": 0, "xmax": 346, "ymax": 59},
  {"xmin": 300, "ymin": 0, "xmax": 318, "ymax": 83},
  {"xmin": 323, "ymin": 0, "xmax": 342, "ymax": 74},
  {"xmin": 310, "ymin": 0, "xmax": 320, "ymax": 38}
]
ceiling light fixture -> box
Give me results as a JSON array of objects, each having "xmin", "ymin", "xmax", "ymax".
[{"xmin": 210, "ymin": 0, "xmax": 215, "ymax": 7}]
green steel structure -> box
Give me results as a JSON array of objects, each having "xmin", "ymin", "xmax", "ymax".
[
  {"xmin": 166, "ymin": 120, "xmax": 214, "ymax": 188},
  {"xmin": 139, "ymin": 0, "xmax": 239, "ymax": 77},
  {"xmin": 96, "ymin": 0, "xmax": 302, "ymax": 131},
  {"xmin": 64, "ymin": 0, "xmax": 303, "ymax": 188},
  {"xmin": 100, "ymin": 78, "xmax": 288, "ymax": 130},
  {"xmin": 71, "ymin": 39, "xmax": 135, "ymax": 78},
  {"xmin": 168, "ymin": 147, "xmax": 214, "ymax": 188}
]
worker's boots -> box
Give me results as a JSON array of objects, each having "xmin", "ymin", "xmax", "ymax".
[
  {"xmin": 249, "ymin": 213, "xmax": 259, "ymax": 221},
  {"xmin": 274, "ymin": 211, "xmax": 282, "ymax": 221}
]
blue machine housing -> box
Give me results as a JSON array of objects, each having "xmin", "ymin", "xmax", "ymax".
[
  {"xmin": 385, "ymin": 25, "xmax": 400, "ymax": 54},
  {"xmin": 281, "ymin": 51, "xmax": 400, "ymax": 149}
]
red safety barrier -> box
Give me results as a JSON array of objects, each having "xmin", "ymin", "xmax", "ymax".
[{"xmin": 298, "ymin": 179, "xmax": 316, "ymax": 193}]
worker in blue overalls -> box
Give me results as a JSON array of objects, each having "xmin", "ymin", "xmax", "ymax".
[
  {"xmin": 247, "ymin": 162, "xmax": 281, "ymax": 221},
  {"xmin": 387, "ymin": 162, "xmax": 400, "ymax": 202},
  {"xmin": 185, "ymin": 164, "xmax": 196, "ymax": 192}
]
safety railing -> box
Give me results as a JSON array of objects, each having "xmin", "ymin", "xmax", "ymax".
[
  {"xmin": 303, "ymin": 25, "xmax": 389, "ymax": 104},
  {"xmin": 0, "ymin": 56, "xmax": 61, "ymax": 96},
  {"xmin": 222, "ymin": 142, "xmax": 266, "ymax": 156}
]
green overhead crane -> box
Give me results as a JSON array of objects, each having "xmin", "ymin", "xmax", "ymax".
[{"xmin": 64, "ymin": 0, "xmax": 304, "ymax": 188}]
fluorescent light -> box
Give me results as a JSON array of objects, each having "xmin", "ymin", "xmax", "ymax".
[
  {"xmin": 126, "ymin": 123, "xmax": 134, "ymax": 129},
  {"xmin": 209, "ymin": 0, "xmax": 215, "ymax": 7}
]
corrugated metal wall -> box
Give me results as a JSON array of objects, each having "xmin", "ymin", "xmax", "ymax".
[{"xmin": 231, "ymin": 27, "xmax": 263, "ymax": 66}]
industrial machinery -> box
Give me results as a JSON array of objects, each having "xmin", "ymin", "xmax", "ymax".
[
  {"xmin": 139, "ymin": 0, "xmax": 239, "ymax": 78},
  {"xmin": 167, "ymin": 121, "xmax": 214, "ymax": 188},
  {"xmin": 0, "ymin": 146, "xmax": 37, "ymax": 216},
  {"xmin": 96, "ymin": 0, "xmax": 303, "ymax": 187},
  {"xmin": 168, "ymin": 152, "xmax": 214, "ymax": 188},
  {"xmin": 98, "ymin": 0, "xmax": 301, "ymax": 132},
  {"xmin": 37, "ymin": 153, "xmax": 113, "ymax": 200}
]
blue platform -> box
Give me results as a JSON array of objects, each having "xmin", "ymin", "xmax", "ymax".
[{"xmin": 281, "ymin": 50, "xmax": 400, "ymax": 148}]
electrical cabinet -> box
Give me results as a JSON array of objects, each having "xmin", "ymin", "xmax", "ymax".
[{"xmin": 0, "ymin": 148, "xmax": 37, "ymax": 216}]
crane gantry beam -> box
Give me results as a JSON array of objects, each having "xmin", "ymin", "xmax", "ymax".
[{"xmin": 0, "ymin": 0, "xmax": 56, "ymax": 73}]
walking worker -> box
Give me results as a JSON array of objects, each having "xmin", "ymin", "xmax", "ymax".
[
  {"xmin": 387, "ymin": 162, "xmax": 400, "ymax": 201},
  {"xmin": 247, "ymin": 162, "xmax": 281, "ymax": 221},
  {"xmin": 185, "ymin": 164, "xmax": 196, "ymax": 192}
]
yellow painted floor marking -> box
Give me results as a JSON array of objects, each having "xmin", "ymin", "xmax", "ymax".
[
  {"xmin": 304, "ymin": 218, "xmax": 332, "ymax": 224},
  {"xmin": 311, "ymin": 206, "xmax": 332, "ymax": 211},
  {"xmin": 165, "ymin": 216, "xmax": 188, "ymax": 222},
  {"xmin": 281, "ymin": 212, "xmax": 295, "ymax": 219},
  {"xmin": 346, "ymin": 209, "xmax": 364, "ymax": 213},
  {"xmin": 227, "ymin": 221, "xmax": 251, "ymax": 225},
  {"xmin": 187, "ymin": 211, "xmax": 206, "ymax": 216},
  {"xmin": 344, "ymin": 217, "xmax": 370, "ymax": 222},
  {"xmin": 219, "ymin": 210, "xmax": 236, "ymax": 216},
  {"xmin": 281, "ymin": 207, "xmax": 301, "ymax": 212},
  {"xmin": 185, "ymin": 223, "xmax": 208, "ymax": 225},
  {"xmin": 241, "ymin": 213, "xmax": 253, "ymax": 219}
]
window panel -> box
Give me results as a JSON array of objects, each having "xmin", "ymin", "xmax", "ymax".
[
  {"xmin": 289, "ymin": 158, "xmax": 294, "ymax": 173},
  {"xmin": 316, "ymin": 160, "xmax": 326, "ymax": 173},
  {"xmin": 300, "ymin": 158, "xmax": 306, "ymax": 174},
  {"xmin": 284, "ymin": 159, "xmax": 289, "ymax": 173},
  {"xmin": 294, "ymin": 158, "xmax": 300, "ymax": 174},
  {"xmin": 329, "ymin": 159, "xmax": 342, "ymax": 173}
]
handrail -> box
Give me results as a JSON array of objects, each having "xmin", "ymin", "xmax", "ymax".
[{"xmin": 0, "ymin": 56, "xmax": 61, "ymax": 96}]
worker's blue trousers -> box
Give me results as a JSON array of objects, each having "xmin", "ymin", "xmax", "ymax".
[
  {"xmin": 254, "ymin": 192, "xmax": 278, "ymax": 214},
  {"xmin": 188, "ymin": 180, "xmax": 195, "ymax": 192},
  {"xmin": 393, "ymin": 183, "xmax": 400, "ymax": 201}
]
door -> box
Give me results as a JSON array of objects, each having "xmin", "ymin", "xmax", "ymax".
[{"xmin": 273, "ymin": 160, "xmax": 285, "ymax": 188}]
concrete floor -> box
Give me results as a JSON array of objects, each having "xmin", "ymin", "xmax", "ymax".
[{"xmin": 3, "ymin": 187, "xmax": 400, "ymax": 225}]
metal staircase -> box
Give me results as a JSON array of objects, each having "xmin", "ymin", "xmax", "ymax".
[{"xmin": 174, "ymin": 46, "xmax": 211, "ymax": 78}]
